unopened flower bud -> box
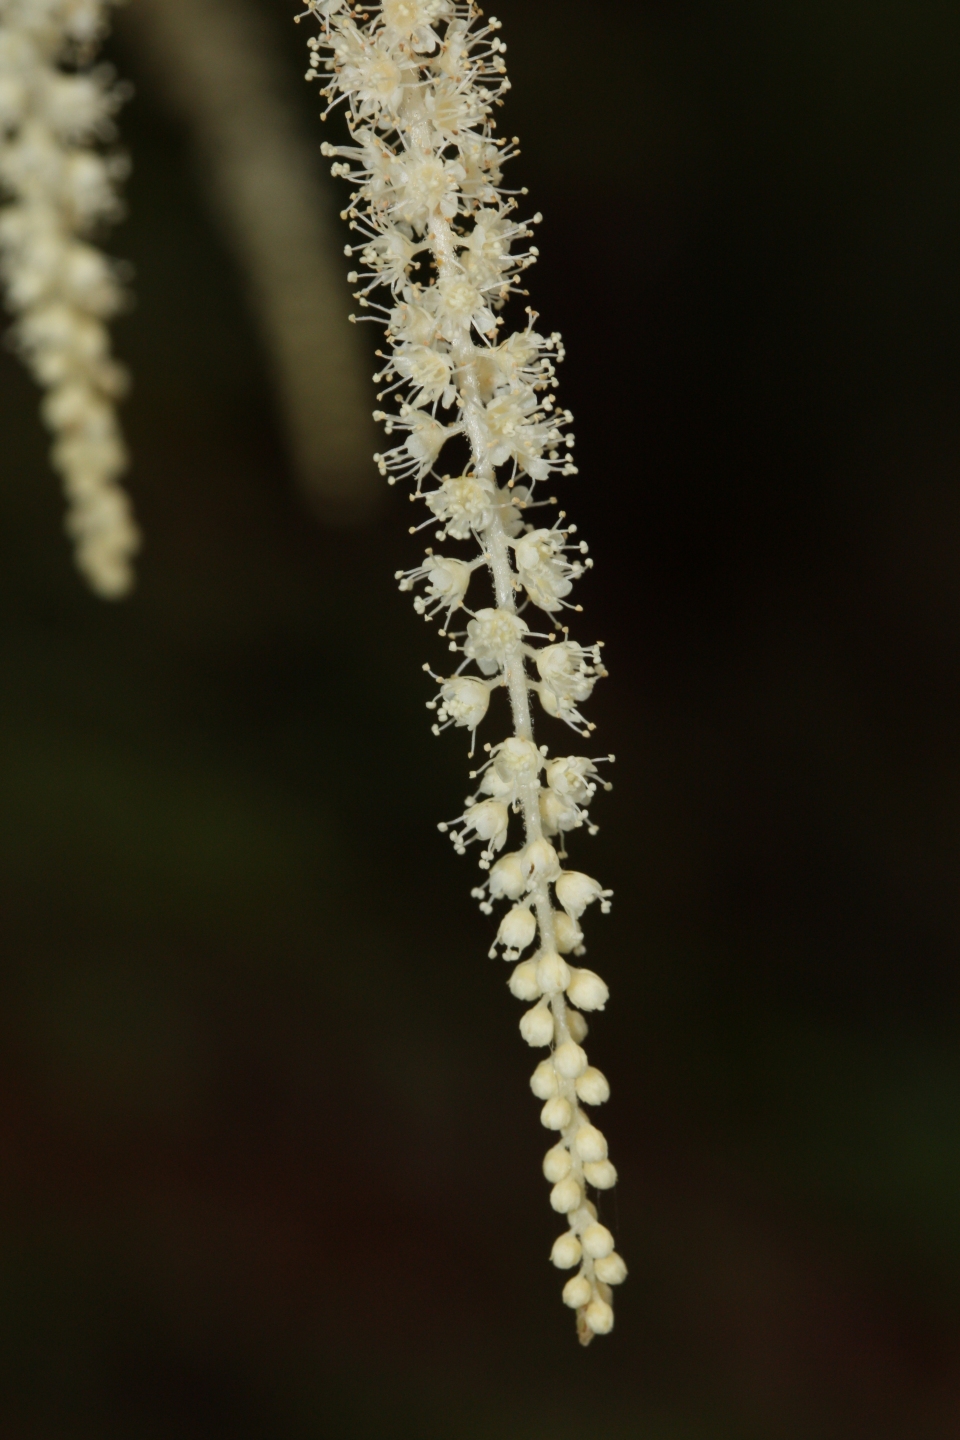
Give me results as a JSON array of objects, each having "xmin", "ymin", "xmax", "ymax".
[
  {"xmin": 530, "ymin": 1058, "xmax": 559, "ymax": 1100},
  {"xmin": 566, "ymin": 967, "xmax": 609, "ymax": 1011},
  {"xmin": 573, "ymin": 1124, "xmax": 607, "ymax": 1162},
  {"xmin": 540, "ymin": 1095, "xmax": 572, "ymax": 1130},
  {"xmin": 583, "ymin": 1159, "xmax": 618, "ymax": 1190},
  {"xmin": 520, "ymin": 1002, "xmax": 554, "ymax": 1047},
  {"xmin": 498, "ymin": 904, "xmax": 536, "ymax": 952},
  {"xmin": 550, "ymin": 1176, "xmax": 582, "ymax": 1213},
  {"xmin": 594, "ymin": 1252, "xmax": 628, "ymax": 1286},
  {"xmin": 542, "ymin": 1142, "xmax": 571, "ymax": 1182},
  {"xmin": 584, "ymin": 1298, "xmax": 614, "ymax": 1334},
  {"xmin": 567, "ymin": 1009, "xmax": 589, "ymax": 1043},
  {"xmin": 562, "ymin": 1274, "xmax": 592, "ymax": 1309},
  {"xmin": 550, "ymin": 1231, "xmax": 582, "ymax": 1269},
  {"xmin": 509, "ymin": 960, "xmax": 541, "ymax": 1001},
  {"xmin": 488, "ymin": 852, "xmax": 526, "ymax": 901},
  {"xmin": 553, "ymin": 911, "xmax": 583, "ymax": 953},
  {"xmin": 553, "ymin": 1040, "xmax": 587, "ymax": 1078},
  {"xmin": 575, "ymin": 1066, "xmax": 610, "ymax": 1105},
  {"xmin": 536, "ymin": 950, "xmax": 570, "ymax": 994},
  {"xmin": 523, "ymin": 837, "xmax": 560, "ymax": 883},
  {"xmin": 582, "ymin": 1222, "xmax": 614, "ymax": 1259}
]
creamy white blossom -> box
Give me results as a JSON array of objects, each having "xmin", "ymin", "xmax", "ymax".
[
  {"xmin": 0, "ymin": 0, "xmax": 138, "ymax": 596},
  {"xmin": 297, "ymin": 0, "xmax": 621, "ymax": 1342}
]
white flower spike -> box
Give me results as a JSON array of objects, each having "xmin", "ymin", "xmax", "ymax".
[
  {"xmin": 0, "ymin": 0, "xmax": 139, "ymax": 596},
  {"xmin": 295, "ymin": 0, "xmax": 621, "ymax": 1342}
]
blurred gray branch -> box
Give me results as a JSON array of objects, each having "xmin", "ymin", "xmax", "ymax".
[{"xmin": 121, "ymin": 0, "xmax": 379, "ymax": 525}]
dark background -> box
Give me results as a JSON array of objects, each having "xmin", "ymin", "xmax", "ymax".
[{"xmin": 2, "ymin": 1, "xmax": 960, "ymax": 1435}]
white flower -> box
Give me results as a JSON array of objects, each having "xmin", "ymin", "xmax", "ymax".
[
  {"xmin": 391, "ymin": 343, "xmax": 456, "ymax": 408},
  {"xmin": 539, "ymin": 786, "xmax": 582, "ymax": 837},
  {"xmin": 425, "ymin": 474, "xmax": 497, "ymax": 538},
  {"xmin": 555, "ymin": 870, "xmax": 613, "ymax": 920},
  {"xmin": 388, "ymin": 298, "xmax": 438, "ymax": 345},
  {"xmin": 439, "ymin": 797, "xmax": 509, "ymax": 862},
  {"xmin": 340, "ymin": 39, "xmax": 405, "ymax": 116},
  {"xmin": 513, "ymin": 526, "xmax": 588, "ymax": 613},
  {"xmin": 380, "ymin": 0, "xmax": 452, "ymax": 51},
  {"xmin": 483, "ymin": 735, "xmax": 541, "ymax": 805},
  {"xmin": 435, "ymin": 274, "xmax": 495, "ymax": 339},
  {"xmin": 390, "ymin": 151, "xmax": 464, "ymax": 228},
  {"xmin": 535, "ymin": 641, "xmax": 605, "ymax": 729},
  {"xmin": 424, "ymin": 78, "xmax": 484, "ymax": 141},
  {"xmin": 398, "ymin": 551, "xmax": 476, "ymax": 628},
  {"xmin": 432, "ymin": 674, "xmax": 490, "ymax": 734},
  {"xmin": 546, "ymin": 755, "xmax": 601, "ymax": 806},
  {"xmin": 373, "ymin": 409, "xmax": 461, "ymax": 483},
  {"xmin": 463, "ymin": 607, "xmax": 527, "ymax": 675}
]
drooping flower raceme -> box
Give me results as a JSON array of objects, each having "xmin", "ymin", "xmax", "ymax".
[
  {"xmin": 0, "ymin": 0, "xmax": 138, "ymax": 597},
  {"xmin": 296, "ymin": 0, "xmax": 623, "ymax": 1343}
]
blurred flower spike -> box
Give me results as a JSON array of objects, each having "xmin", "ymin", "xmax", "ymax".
[{"xmin": 0, "ymin": 0, "xmax": 139, "ymax": 597}]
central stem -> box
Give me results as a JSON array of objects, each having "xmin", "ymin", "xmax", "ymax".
[{"xmin": 403, "ymin": 96, "xmax": 591, "ymax": 1291}]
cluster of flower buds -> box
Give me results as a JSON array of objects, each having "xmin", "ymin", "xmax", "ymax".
[
  {"xmin": 0, "ymin": 0, "xmax": 139, "ymax": 596},
  {"xmin": 296, "ymin": 0, "xmax": 623, "ymax": 1341}
]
